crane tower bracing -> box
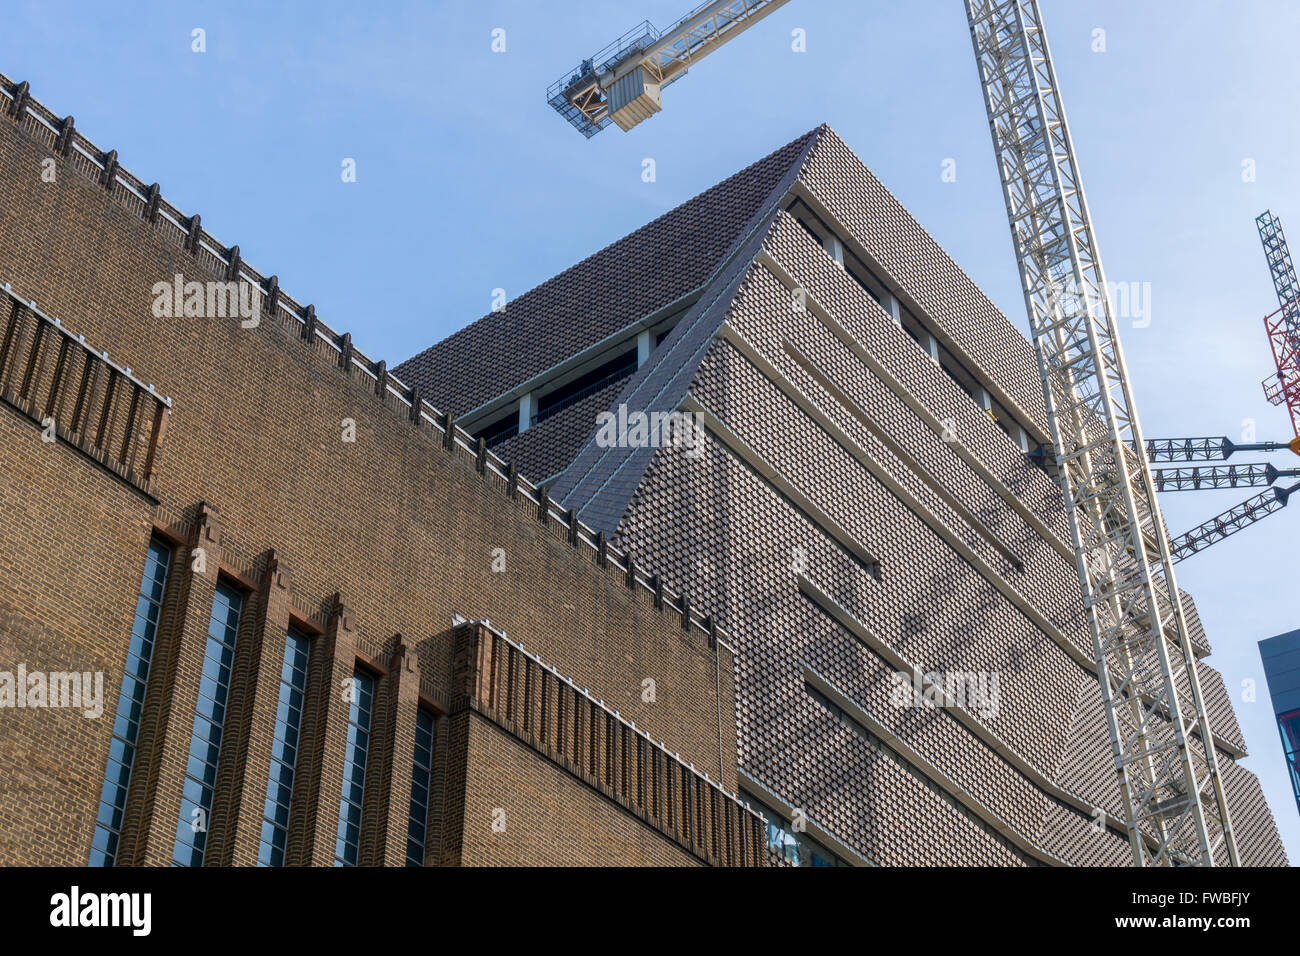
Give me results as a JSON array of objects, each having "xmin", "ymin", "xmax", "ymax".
[
  {"xmin": 546, "ymin": 0, "xmax": 792, "ymax": 138},
  {"xmin": 1258, "ymin": 211, "xmax": 1298, "ymax": 317},
  {"xmin": 1264, "ymin": 302, "xmax": 1300, "ymax": 439},
  {"xmin": 965, "ymin": 0, "xmax": 1237, "ymax": 865},
  {"xmin": 1256, "ymin": 211, "xmax": 1300, "ymax": 437}
]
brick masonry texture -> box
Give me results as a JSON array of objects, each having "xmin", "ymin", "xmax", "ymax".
[
  {"xmin": 797, "ymin": 131, "xmax": 1050, "ymax": 437},
  {"xmin": 610, "ymin": 200, "xmax": 1280, "ymax": 866},
  {"xmin": 492, "ymin": 376, "xmax": 628, "ymax": 484},
  {"xmin": 452, "ymin": 622, "xmax": 762, "ymax": 866},
  {"xmin": 0, "ymin": 66, "xmax": 1284, "ymax": 867},
  {"xmin": 0, "ymin": 407, "xmax": 155, "ymax": 864},
  {"xmin": 395, "ymin": 128, "xmax": 821, "ymax": 417},
  {"xmin": 455, "ymin": 715, "xmax": 699, "ymax": 866},
  {"xmin": 406, "ymin": 123, "xmax": 1287, "ymax": 866},
  {"xmin": 0, "ymin": 83, "xmax": 757, "ymax": 866}
]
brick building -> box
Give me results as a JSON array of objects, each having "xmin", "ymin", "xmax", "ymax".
[
  {"xmin": 399, "ymin": 127, "xmax": 1288, "ymax": 867},
  {"xmin": 0, "ymin": 73, "xmax": 761, "ymax": 868},
  {"xmin": 0, "ymin": 70, "xmax": 1286, "ymax": 867}
]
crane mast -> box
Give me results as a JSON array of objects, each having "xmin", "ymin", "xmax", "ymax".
[
  {"xmin": 965, "ymin": 0, "xmax": 1236, "ymax": 865},
  {"xmin": 549, "ymin": 0, "xmax": 1246, "ymax": 867},
  {"xmin": 1257, "ymin": 211, "xmax": 1300, "ymax": 442}
]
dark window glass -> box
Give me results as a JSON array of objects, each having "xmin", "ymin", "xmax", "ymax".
[
  {"xmin": 405, "ymin": 709, "xmax": 436, "ymax": 866},
  {"xmin": 333, "ymin": 666, "xmax": 374, "ymax": 866},
  {"xmin": 534, "ymin": 349, "xmax": 637, "ymax": 424},
  {"xmin": 89, "ymin": 538, "xmax": 171, "ymax": 866},
  {"xmin": 1279, "ymin": 709, "xmax": 1300, "ymax": 817},
  {"xmin": 171, "ymin": 581, "xmax": 243, "ymax": 866},
  {"xmin": 740, "ymin": 792, "xmax": 802, "ymax": 866},
  {"xmin": 475, "ymin": 412, "xmax": 519, "ymax": 449},
  {"xmin": 257, "ymin": 628, "xmax": 311, "ymax": 866},
  {"xmin": 653, "ymin": 321, "xmax": 680, "ymax": 348}
]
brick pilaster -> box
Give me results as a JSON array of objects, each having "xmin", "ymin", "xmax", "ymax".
[
  {"xmin": 377, "ymin": 638, "xmax": 422, "ymax": 866},
  {"xmin": 223, "ymin": 552, "xmax": 297, "ymax": 865},
  {"xmin": 301, "ymin": 596, "xmax": 360, "ymax": 865},
  {"xmin": 131, "ymin": 502, "xmax": 225, "ymax": 866},
  {"xmin": 431, "ymin": 624, "xmax": 481, "ymax": 866}
]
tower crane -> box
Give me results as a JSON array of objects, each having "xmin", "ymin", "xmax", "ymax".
[
  {"xmin": 547, "ymin": 0, "xmax": 793, "ymax": 138},
  {"xmin": 1139, "ymin": 434, "xmax": 1299, "ymax": 559},
  {"xmin": 965, "ymin": 0, "xmax": 1234, "ymax": 866},
  {"xmin": 1257, "ymin": 211, "xmax": 1300, "ymax": 441},
  {"xmin": 548, "ymin": 0, "xmax": 1238, "ymax": 865},
  {"xmin": 1147, "ymin": 210, "xmax": 1300, "ymax": 560},
  {"xmin": 1131, "ymin": 208, "xmax": 1300, "ymax": 557}
]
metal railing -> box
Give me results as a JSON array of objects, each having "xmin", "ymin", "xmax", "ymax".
[
  {"xmin": 457, "ymin": 619, "xmax": 764, "ymax": 866},
  {"xmin": 0, "ymin": 284, "xmax": 169, "ymax": 493}
]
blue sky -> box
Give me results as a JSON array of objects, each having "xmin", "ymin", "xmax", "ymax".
[{"xmin": 4, "ymin": 0, "xmax": 1298, "ymax": 860}]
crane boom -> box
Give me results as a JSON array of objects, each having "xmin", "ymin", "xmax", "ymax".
[
  {"xmin": 1172, "ymin": 483, "xmax": 1297, "ymax": 561},
  {"xmin": 1151, "ymin": 462, "xmax": 1299, "ymax": 493},
  {"xmin": 1139, "ymin": 436, "xmax": 1294, "ymax": 463},
  {"xmin": 966, "ymin": 0, "xmax": 1237, "ymax": 865},
  {"xmin": 547, "ymin": 0, "xmax": 791, "ymax": 138}
]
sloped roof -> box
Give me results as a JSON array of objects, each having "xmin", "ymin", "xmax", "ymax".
[
  {"xmin": 551, "ymin": 212, "xmax": 792, "ymax": 530},
  {"xmin": 549, "ymin": 124, "xmax": 1064, "ymax": 534},
  {"xmin": 394, "ymin": 127, "xmax": 824, "ymax": 415},
  {"xmin": 489, "ymin": 376, "xmax": 629, "ymax": 484},
  {"xmin": 401, "ymin": 125, "xmax": 1060, "ymax": 506}
]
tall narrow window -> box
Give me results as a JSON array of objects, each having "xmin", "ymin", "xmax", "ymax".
[
  {"xmin": 257, "ymin": 627, "xmax": 311, "ymax": 866},
  {"xmin": 172, "ymin": 581, "xmax": 244, "ymax": 867},
  {"xmin": 89, "ymin": 537, "xmax": 171, "ymax": 866},
  {"xmin": 405, "ymin": 708, "xmax": 436, "ymax": 866},
  {"xmin": 333, "ymin": 666, "xmax": 374, "ymax": 867}
]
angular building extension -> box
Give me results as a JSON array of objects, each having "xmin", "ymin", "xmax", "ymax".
[
  {"xmin": 0, "ymin": 69, "xmax": 1286, "ymax": 865},
  {"xmin": 1259, "ymin": 629, "xmax": 1300, "ymax": 822},
  {"xmin": 399, "ymin": 125, "xmax": 1288, "ymax": 866}
]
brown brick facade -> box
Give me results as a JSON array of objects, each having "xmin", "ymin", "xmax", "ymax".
[
  {"xmin": 404, "ymin": 122, "xmax": 1288, "ymax": 866},
  {"xmin": 0, "ymin": 74, "xmax": 758, "ymax": 867},
  {"xmin": 0, "ymin": 66, "xmax": 1285, "ymax": 868}
]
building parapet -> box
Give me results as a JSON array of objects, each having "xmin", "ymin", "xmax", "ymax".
[
  {"xmin": 452, "ymin": 618, "xmax": 765, "ymax": 867},
  {"xmin": 0, "ymin": 73, "xmax": 727, "ymax": 649}
]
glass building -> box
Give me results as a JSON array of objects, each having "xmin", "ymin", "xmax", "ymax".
[{"xmin": 1259, "ymin": 628, "xmax": 1300, "ymax": 820}]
